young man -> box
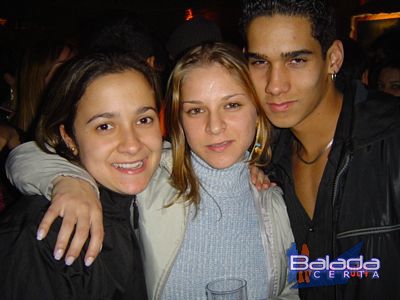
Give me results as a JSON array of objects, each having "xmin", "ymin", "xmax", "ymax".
[{"xmin": 241, "ymin": 0, "xmax": 400, "ymax": 299}]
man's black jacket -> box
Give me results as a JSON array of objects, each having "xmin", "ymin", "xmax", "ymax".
[{"xmin": 269, "ymin": 82, "xmax": 400, "ymax": 300}]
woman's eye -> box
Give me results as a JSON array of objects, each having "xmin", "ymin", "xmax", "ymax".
[
  {"xmin": 96, "ymin": 123, "xmax": 113, "ymax": 131},
  {"xmin": 137, "ymin": 116, "xmax": 153, "ymax": 125},
  {"xmin": 187, "ymin": 108, "xmax": 203, "ymax": 115},
  {"xmin": 225, "ymin": 102, "xmax": 241, "ymax": 109}
]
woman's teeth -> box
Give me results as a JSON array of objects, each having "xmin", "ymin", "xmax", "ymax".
[{"xmin": 113, "ymin": 161, "xmax": 143, "ymax": 169}]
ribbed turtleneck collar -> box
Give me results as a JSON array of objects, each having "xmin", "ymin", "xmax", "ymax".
[{"xmin": 190, "ymin": 151, "xmax": 250, "ymax": 196}]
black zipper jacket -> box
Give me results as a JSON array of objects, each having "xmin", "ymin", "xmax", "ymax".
[
  {"xmin": 0, "ymin": 188, "xmax": 147, "ymax": 300},
  {"xmin": 269, "ymin": 82, "xmax": 400, "ymax": 300}
]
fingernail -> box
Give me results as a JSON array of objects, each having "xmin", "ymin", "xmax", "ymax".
[
  {"xmin": 54, "ymin": 249, "xmax": 64, "ymax": 260},
  {"xmin": 36, "ymin": 229, "xmax": 45, "ymax": 241},
  {"xmin": 65, "ymin": 256, "xmax": 75, "ymax": 266},
  {"xmin": 99, "ymin": 244, "xmax": 103, "ymax": 252},
  {"xmin": 85, "ymin": 257, "xmax": 94, "ymax": 267}
]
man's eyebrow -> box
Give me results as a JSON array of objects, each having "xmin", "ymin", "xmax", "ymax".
[
  {"xmin": 245, "ymin": 52, "xmax": 267, "ymax": 60},
  {"xmin": 282, "ymin": 49, "xmax": 313, "ymax": 59},
  {"xmin": 245, "ymin": 50, "xmax": 313, "ymax": 60}
]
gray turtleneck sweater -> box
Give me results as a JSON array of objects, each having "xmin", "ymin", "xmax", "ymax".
[{"xmin": 162, "ymin": 152, "xmax": 268, "ymax": 300}]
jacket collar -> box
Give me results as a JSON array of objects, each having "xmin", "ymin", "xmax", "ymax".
[{"xmin": 271, "ymin": 81, "xmax": 400, "ymax": 168}]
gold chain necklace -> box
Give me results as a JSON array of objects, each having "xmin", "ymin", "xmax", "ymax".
[{"xmin": 295, "ymin": 139, "xmax": 334, "ymax": 165}]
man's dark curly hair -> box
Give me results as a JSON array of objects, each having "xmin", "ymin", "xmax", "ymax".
[{"xmin": 241, "ymin": 0, "xmax": 337, "ymax": 57}]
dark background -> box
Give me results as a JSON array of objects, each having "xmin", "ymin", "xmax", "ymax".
[{"xmin": 0, "ymin": 0, "xmax": 399, "ymax": 46}]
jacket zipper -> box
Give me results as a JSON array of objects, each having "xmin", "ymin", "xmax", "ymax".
[
  {"xmin": 331, "ymin": 154, "xmax": 351, "ymax": 209},
  {"xmin": 130, "ymin": 195, "xmax": 139, "ymax": 230},
  {"xmin": 331, "ymin": 153, "xmax": 351, "ymax": 300},
  {"xmin": 331, "ymin": 153, "xmax": 351, "ymax": 257}
]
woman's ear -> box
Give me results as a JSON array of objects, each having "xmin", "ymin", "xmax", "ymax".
[
  {"xmin": 59, "ymin": 124, "xmax": 78, "ymax": 156},
  {"xmin": 327, "ymin": 40, "xmax": 344, "ymax": 75}
]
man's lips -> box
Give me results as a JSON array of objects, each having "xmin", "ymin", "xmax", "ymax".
[
  {"xmin": 206, "ymin": 140, "xmax": 233, "ymax": 152},
  {"xmin": 267, "ymin": 100, "xmax": 296, "ymax": 112}
]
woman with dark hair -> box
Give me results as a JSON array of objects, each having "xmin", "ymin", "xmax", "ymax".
[{"xmin": 0, "ymin": 52, "xmax": 163, "ymax": 299}]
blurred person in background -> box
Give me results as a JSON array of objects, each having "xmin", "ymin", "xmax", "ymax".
[
  {"xmin": 0, "ymin": 43, "xmax": 20, "ymax": 151},
  {"xmin": 13, "ymin": 34, "xmax": 75, "ymax": 139},
  {"xmin": 369, "ymin": 57, "xmax": 400, "ymax": 97},
  {"xmin": 166, "ymin": 17, "xmax": 222, "ymax": 62},
  {"xmin": 366, "ymin": 25, "xmax": 400, "ymax": 95},
  {"xmin": 0, "ymin": 43, "xmax": 21, "ymax": 211}
]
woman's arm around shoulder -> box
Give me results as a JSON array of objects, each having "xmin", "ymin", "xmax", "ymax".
[{"xmin": 6, "ymin": 141, "xmax": 98, "ymax": 198}]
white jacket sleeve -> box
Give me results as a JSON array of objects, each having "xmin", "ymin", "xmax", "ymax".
[{"xmin": 5, "ymin": 141, "xmax": 98, "ymax": 200}]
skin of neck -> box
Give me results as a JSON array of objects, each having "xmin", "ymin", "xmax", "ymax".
[{"xmin": 291, "ymin": 82, "xmax": 343, "ymax": 157}]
